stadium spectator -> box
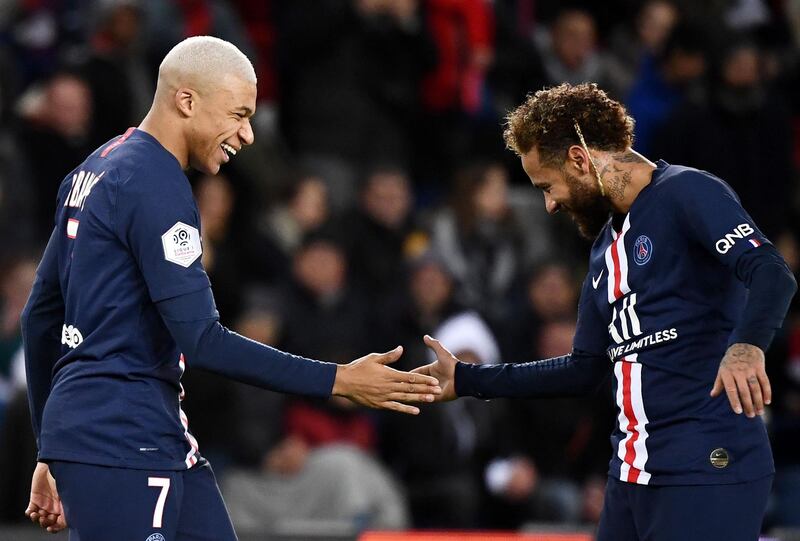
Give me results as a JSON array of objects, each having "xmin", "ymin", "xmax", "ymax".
[
  {"xmin": 373, "ymin": 251, "xmax": 463, "ymax": 367},
  {"xmin": 339, "ymin": 166, "xmax": 416, "ymax": 305},
  {"xmin": 221, "ymin": 284, "xmax": 408, "ymax": 532},
  {"xmin": 487, "ymin": 0, "xmax": 547, "ymax": 125},
  {"xmin": 431, "ymin": 162, "xmax": 525, "ymax": 323},
  {"xmin": 281, "ymin": 232, "xmax": 371, "ymax": 364},
  {"xmin": 381, "ymin": 303, "xmax": 504, "ymax": 528},
  {"xmin": 534, "ymin": 9, "xmax": 613, "ymax": 93},
  {"xmin": 76, "ymin": 0, "xmax": 151, "ymax": 149},
  {"xmin": 264, "ymin": 173, "xmax": 331, "ymax": 257},
  {"xmin": 15, "ymin": 72, "xmax": 94, "ymax": 245},
  {"xmin": 0, "ymin": 139, "xmax": 35, "ymax": 260},
  {"xmin": 765, "ymin": 229, "xmax": 800, "ymax": 528},
  {"xmin": 626, "ymin": 23, "xmax": 708, "ymax": 154},
  {"xmin": 222, "ymin": 437, "xmax": 408, "ymax": 532},
  {"xmin": 0, "ymin": 254, "xmax": 37, "ymax": 523},
  {"xmin": 220, "ymin": 292, "xmax": 410, "ymax": 532},
  {"xmin": 605, "ymin": 0, "xmax": 680, "ymax": 100},
  {"xmin": 416, "ymin": 0, "xmax": 494, "ymax": 184},
  {"xmin": 651, "ymin": 38, "xmax": 795, "ymax": 239},
  {"xmin": 485, "ymin": 321, "xmax": 613, "ymax": 528},
  {"xmin": 195, "ymin": 173, "xmax": 244, "ymax": 319},
  {"xmin": 0, "ymin": 257, "xmax": 36, "ymax": 433},
  {"xmin": 498, "ymin": 262, "xmax": 580, "ymax": 363},
  {"xmin": 279, "ymin": 0, "xmax": 434, "ymax": 209}
]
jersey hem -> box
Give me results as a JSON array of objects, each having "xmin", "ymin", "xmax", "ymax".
[
  {"xmin": 39, "ymin": 448, "xmax": 198, "ymax": 471},
  {"xmin": 607, "ymin": 466, "xmax": 775, "ymax": 486}
]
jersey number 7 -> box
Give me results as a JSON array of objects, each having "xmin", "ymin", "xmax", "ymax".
[{"xmin": 148, "ymin": 477, "xmax": 171, "ymax": 528}]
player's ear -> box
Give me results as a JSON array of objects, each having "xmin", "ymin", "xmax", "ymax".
[
  {"xmin": 567, "ymin": 145, "xmax": 588, "ymax": 175},
  {"xmin": 174, "ymin": 88, "xmax": 197, "ymax": 118}
]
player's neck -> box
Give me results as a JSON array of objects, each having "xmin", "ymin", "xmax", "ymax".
[
  {"xmin": 599, "ymin": 149, "xmax": 657, "ymax": 214},
  {"xmin": 138, "ymin": 109, "xmax": 189, "ymax": 169}
]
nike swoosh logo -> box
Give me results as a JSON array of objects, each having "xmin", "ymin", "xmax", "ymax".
[{"xmin": 592, "ymin": 270, "xmax": 604, "ymax": 289}]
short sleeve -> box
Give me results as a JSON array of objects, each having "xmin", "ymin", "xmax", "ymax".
[
  {"xmin": 665, "ymin": 172, "xmax": 770, "ymax": 269},
  {"xmin": 115, "ymin": 168, "xmax": 210, "ymax": 302},
  {"xmin": 572, "ymin": 275, "xmax": 609, "ymax": 355}
]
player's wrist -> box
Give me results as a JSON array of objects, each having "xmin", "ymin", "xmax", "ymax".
[{"xmin": 331, "ymin": 363, "xmax": 353, "ymax": 398}]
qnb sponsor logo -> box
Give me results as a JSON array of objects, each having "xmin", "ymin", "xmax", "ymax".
[
  {"xmin": 715, "ymin": 223, "xmax": 754, "ymax": 254},
  {"xmin": 61, "ymin": 324, "xmax": 84, "ymax": 349}
]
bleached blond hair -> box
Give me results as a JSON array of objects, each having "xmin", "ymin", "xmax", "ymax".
[{"xmin": 158, "ymin": 36, "xmax": 256, "ymax": 91}]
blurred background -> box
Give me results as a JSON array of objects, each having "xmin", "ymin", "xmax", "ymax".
[{"xmin": 0, "ymin": 0, "xmax": 799, "ymax": 539}]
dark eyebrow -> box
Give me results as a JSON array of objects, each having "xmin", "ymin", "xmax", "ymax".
[{"xmin": 532, "ymin": 181, "xmax": 549, "ymax": 191}]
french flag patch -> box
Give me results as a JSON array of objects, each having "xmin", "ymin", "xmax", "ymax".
[
  {"xmin": 749, "ymin": 238, "xmax": 762, "ymax": 248},
  {"xmin": 67, "ymin": 218, "xmax": 79, "ymax": 239}
]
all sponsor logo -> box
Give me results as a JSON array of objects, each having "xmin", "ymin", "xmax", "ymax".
[{"xmin": 606, "ymin": 293, "xmax": 679, "ymax": 359}]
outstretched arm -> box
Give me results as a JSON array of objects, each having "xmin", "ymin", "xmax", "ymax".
[
  {"xmin": 414, "ymin": 273, "xmax": 611, "ymax": 401},
  {"xmin": 157, "ymin": 288, "xmax": 440, "ymax": 415},
  {"xmin": 415, "ymin": 335, "xmax": 610, "ymax": 401}
]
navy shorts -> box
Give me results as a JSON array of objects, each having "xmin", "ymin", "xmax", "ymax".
[
  {"xmin": 597, "ymin": 475, "xmax": 773, "ymax": 541},
  {"xmin": 49, "ymin": 460, "xmax": 237, "ymax": 541}
]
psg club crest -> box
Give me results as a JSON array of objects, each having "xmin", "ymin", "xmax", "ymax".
[{"xmin": 633, "ymin": 235, "xmax": 653, "ymax": 266}]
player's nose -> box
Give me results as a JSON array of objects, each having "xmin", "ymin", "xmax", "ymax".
[
  {"xmin": 239, "ymin": 119, "xmax": 254, "ymax": 146},
  {"xmin": 544, "ymin": 196, "xmax": 560, "ymax": 215}
]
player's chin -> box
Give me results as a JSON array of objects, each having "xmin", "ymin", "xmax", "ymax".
[{"xmin": 198, "ymin": 159, "xmax": 222, "ymax": 175}]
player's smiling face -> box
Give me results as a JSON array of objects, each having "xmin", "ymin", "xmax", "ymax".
[
  {"xmin": 188, "ymin": 73, "xmax": 256, "ymax": 175},
  {"xmin": 521, "ymin": 146, "xmax": 611, "ymax": 240}
]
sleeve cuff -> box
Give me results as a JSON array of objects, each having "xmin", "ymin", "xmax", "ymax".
[
  {"xmin": 454, "ymin": 362, "xmax": 484, "ymax": 398},
  {"xmin": 728, "ymin": 328, "xmax": 774, "ymax": 352}
]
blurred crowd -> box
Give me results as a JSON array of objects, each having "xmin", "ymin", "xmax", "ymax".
[{"xmin": 1, "ymin": 0, "xmax": 800, "ymax": 534}]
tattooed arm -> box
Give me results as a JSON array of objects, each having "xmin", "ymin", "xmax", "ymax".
[
  {"xmin": 710, "ymin": 246, "xmax": 797, "ymax": 417},
  {"xmin": 711, "ymin": 343, "xmax": 769, "ymax": 418}
]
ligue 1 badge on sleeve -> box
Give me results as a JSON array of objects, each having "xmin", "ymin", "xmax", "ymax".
[
  {"xmin": 162, "ymin": 222, "xmax": 202, "ymax": 268},
  {"xmin": 633, "ymin": 235, "xmax": 653, "ymax": 266}
]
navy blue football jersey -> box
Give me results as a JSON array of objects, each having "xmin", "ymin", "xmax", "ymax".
[
  {"xmin": 573, "ymin": 160, "xmax": 773, "ymax": 485},
  {"xmin": 38, "ymin": 128, "xmax": 212, "ymax": 470}
]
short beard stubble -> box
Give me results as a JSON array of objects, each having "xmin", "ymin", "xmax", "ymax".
[{"xmin": 562, "ymin": 169, "xmax": 613, "ymax": 240}]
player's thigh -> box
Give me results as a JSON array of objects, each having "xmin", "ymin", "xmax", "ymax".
[
  {"xmin": 635, "ymin": 476, "xmax": 773, "ymax": 541},
  {"xmin": 49, "ymin": 461, "xmax": 182, "ymax": 541},
  {"xmin": 175, "ymin": 461, "xmax": 237, "ymax": 541},
  {"xmin": 596, "ymin": 477, "xmax": 639, "ymax": 541}
]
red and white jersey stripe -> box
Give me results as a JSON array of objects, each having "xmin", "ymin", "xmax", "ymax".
[
  {"xmin": 177, "ymin": 353, "xmax": 199, "ymax": 468},
  {"xmin": 614, "ymin": 353, "xmax": 651, "ymax": 484},
  {"xmin": 605, "ymin": 214, "xmax": 632, "ymax": 304},
  {"xmin": 100, "ymin": 126, "xmax": 135, "ymax": 157}
]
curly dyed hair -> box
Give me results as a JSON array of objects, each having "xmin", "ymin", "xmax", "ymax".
[{"xmin": 503, "ymin": 83, "xmax": 635, "ymax": 166}]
